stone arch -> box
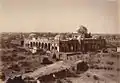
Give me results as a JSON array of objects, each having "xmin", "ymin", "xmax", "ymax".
[
  {"xmin": 39, "ymin": 42, "xmax": 41, "ymax": 47},
  {"xmin": 30, "ymin": 42, "xmax": 32, "ymax": 47},
  {"xmin": 36, "ymin": 42, "xmax": 38, "ymax": 47},
  {"xmin": 55, "ymin": 46, "xmax": 57, "ymax": 50},
  {"xmin": 44, "ymin": 43, "xmax": 47, "ymax": 49},
  {"xmin": 51, "ymin": 46, "xmax": 54, "ymax": 50},
  {"xmin": 21, "ymin": 41, "xmax": 24, "ymax": 46},
  {"xmin": 61, "ymin": 43, "xmax": 65, "ymax": 52},
  {"xmin": 70, "ymin": 44, "xmax": 74, "ymax": 51},
  {"xmin": 48, "ymin": 43, "xmax": 50, "ymax": 50},
  {"xmin": 33, "ymin": 42, "xmax": 35, "ymax": 46},
  {"xmin": 52, "ymin": 53, "xmax": 56, "ymax": 59},
  {"xmin": 41, "ymin": 43, "xmax": 44, "ymax": 48}
]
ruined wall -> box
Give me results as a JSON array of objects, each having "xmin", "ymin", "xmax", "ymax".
[
  {"xmin": 81, "ymin": 39, "xmax": 106, "ymax": 52},
  {"xmin": 59, "ymin": 40, "xmax": 80, "ymax": 52}
]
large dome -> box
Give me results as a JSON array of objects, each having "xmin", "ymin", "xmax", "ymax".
[{"xmin": 76, "ymin": 25, "xmax": 88, "ymax": 34}]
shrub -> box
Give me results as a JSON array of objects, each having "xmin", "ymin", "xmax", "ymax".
[
  {"xmin": 86, "ymin": 73, "xmax": 91, "ymax": 77},
  {"xmin": 106, "ymin": 61, "xmax": 114, "ymax": 65},
  {"xmin": 8, "ymin": 64, "xmax": 20, "ymax": 71},
  {"xmin": 12, "ymin": 53, "xmax": 17, "ymax": 57},
  {"xmin": 1, "ymin": 55, "xmax": 14, "ymax": 61},
  {"xmin": 0, "ymin": 72, "xmax": 5, "ymax": 81},
  {"xmin": 116, "ymin": 68, "xmax": 120, "ymax": 71},
  {"xmin": 17, "ymin": 56, "xmax": 25, "ymax": 60},
  {"xmin": 41, "ymin": 57, "xmax": 53, "ymax": 64},
  {"xmin": 93, "ymin": 75, "xmax": 99, "ymax": 80},
  {"xmin": 18, "ymin": 61, "xmax": 30, "ymax": 67},
  {"xmin": 104, "ymin": 67, "xmax": 107, "ymax": 70}
]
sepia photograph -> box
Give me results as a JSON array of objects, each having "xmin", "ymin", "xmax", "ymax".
[{"xmin": 0, "ymin": 0, "xmax": 120, "ymax": 83}]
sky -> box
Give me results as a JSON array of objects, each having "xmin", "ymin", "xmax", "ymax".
[
  {"xmin": 0, "ymin": 0, "xmax": 119, "ymax": 33},
  {"xmin": 118, "ymin": 0, "xmax": 120, "ymax": 33}
]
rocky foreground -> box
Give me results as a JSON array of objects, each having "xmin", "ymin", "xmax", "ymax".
[{"xmin": 0, "ymin": 47, "xmax": 120, "ymax": 83}]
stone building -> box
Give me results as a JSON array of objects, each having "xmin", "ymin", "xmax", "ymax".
[
  {"xmin": 52, "ymin": 34, "xmax": 81, "ymax": 52},
  {"xmin": 24, "ymin": 38, "xmax": 51, "ymax": 51},
  {"xmin": 23, "ymin": 32, "xmax": 106, "ymax": 53},
  {"xmin": 54, "ymin": 34, "xmax": 106, "ymax": 53},
  {"xmin": 57, "ymin": 39, "xmax": 80, "ymax": 52},
  {"xmin": 23, "ymin": 34, "xmax": 52, "ymax": 51}
]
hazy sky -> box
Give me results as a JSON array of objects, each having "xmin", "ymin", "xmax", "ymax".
[
  {"xmin": 118, "ymin": 0, "xmax": 120, "ymax": 33},
  {"xmin": 0, "ymin": 0, "xmax": 119, "ymax": 33}
]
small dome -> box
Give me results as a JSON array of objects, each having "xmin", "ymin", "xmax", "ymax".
[
  {"xmin": 28, "ymin": 33, "xmax": 37, "ymax": 39},
  {"xmin": 92, "ymin": 35, "xmax": 101, "ymax": 39},
  {"xmin": 54, "ymin": 34, "xmax": 66, "ymax": 40}
]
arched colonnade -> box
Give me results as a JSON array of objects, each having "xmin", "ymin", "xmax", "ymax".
[{"xmin": 25, "ymin": 41, "xmax": 51, "ymax": 51}]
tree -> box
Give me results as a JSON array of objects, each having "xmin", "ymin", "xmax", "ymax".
[{"xmin": 76, "ymin": 25, "xmax": 88, "ymax": 34}]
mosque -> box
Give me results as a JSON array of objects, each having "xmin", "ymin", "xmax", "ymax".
[{"xmin": 23, "ymin": 27, "xmax": 106, "ymax": 53}]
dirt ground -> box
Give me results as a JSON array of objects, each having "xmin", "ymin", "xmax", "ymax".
[
  {"xmin": 0, "ymin": 47, "xmax": 120, "ymax": 83},
  {"xmin": 66, "ymin": 69, "xmax": 119, "ymax": 83},
  {"xmin": 66, "ymin": 52, "xmax": 120, "ymax": 83}
]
